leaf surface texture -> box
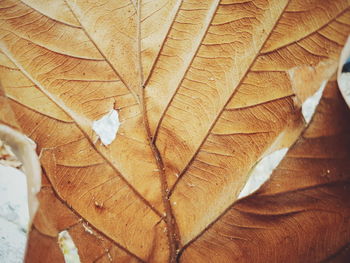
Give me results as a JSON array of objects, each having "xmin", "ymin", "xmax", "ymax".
[{"xmin": 0, "ymin": 0, "xmax": 349, "ymax": 262}]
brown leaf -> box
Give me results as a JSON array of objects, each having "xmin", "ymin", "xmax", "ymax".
[
  {"xmin": 180, "ymin": 80, "xmax": 350, "ymax": 262},
  {"xmin": 0, "ymin": 0, "xmax": 349, "ymax": 262},
  {"xmin": 26, "ymin": 173, "xmax": 141, "ymax": 262},
  {"xmin": 26, "ymin": 228, "xmax": 65, "ymax": 263}
]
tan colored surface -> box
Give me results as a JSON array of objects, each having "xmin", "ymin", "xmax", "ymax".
[
  {"xmin": 0, "ymin": 0, "xmax": 349, "ymax": 262},
  {"xmin": 181, "ymin": 80, "xmax": 350, "ymax": 263}
]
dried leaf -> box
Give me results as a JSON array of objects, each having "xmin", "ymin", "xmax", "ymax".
[
  {"xmin": 0, "ymin": 0, "xmax": 349, "ymax": 262},
  {"xmin": 180, "ymin": 79, "xmax": 350, "ymax": 263}
]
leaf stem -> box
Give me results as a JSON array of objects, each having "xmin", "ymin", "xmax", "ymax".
[
  {"xmin": 136, "ymin": 1, "xmax": 180, "ymax": 261},
  {"xmin": 140, "ymin": 87, "xmax": 180, "ymax": 262}
]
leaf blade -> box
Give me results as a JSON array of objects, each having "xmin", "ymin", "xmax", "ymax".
[{"xmin": 180, "ymin": 79, "xmax": 350, "ymax": 263}]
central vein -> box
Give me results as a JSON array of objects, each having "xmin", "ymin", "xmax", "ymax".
[{"xmin": 135, "ymin": 1, "xmax": 180, "ymax": 262}]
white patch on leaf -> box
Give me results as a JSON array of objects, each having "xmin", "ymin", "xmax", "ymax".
[
  {"xmin": 92, "ymin": 110, "xmax": 120, "ymax": 146},
  {"xmin": 58, "ymin": 230, "xmax": 80, "ymax": 263},
  {"xmin": 302, "ymin": 81, "xmax": 326, "ymax": 124},
  {"xmin": 339, "ymin": 72, "xmax": 350, "ymax": 106},
  {"xmin": 238, "ymin": 148, "xmax": 288, "ymax": 199}
]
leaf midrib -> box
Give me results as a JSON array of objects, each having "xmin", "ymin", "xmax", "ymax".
[{"xmin": 136, "ymin": 1, "xmax": 181, "ymax": 261}]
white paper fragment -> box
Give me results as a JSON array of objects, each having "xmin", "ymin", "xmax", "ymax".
[
  {"xmin": 0, "ymin": 165, "xmax": 29, "ymax": 263},
  {"xmin": 92, "ymin": 110, "xmax": 120, "ymax": 146},
  {"xmin": 0, "ymin": 125, "xmax": 41, "ymax": 225},
  {"xmin": 0, "ymin": 165, "xmax": 29, "ymax": 230},
  {"xmin": 58, "ymin": 230, "xmax": 81, "ymax": 263},
  {"xmin": 238, "ymin": 148, "xmax": 288, "ymax": 199},
  {"xmin": 302, "ymin": 81, "xmax": 327, "ymax": 124},
  {"xmin": 0, "ymin": 217, "xmax": 27, "ymax": 263}
]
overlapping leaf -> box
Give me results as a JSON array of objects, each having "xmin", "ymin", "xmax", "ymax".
[{"xmin": 0, "ymin": 0, "xmax": 349, "ymax": 262}]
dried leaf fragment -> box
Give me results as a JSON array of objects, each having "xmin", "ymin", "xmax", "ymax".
[{"xmin": 180, "ymin": 79, "xmax": 350, "ymax": 263}]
